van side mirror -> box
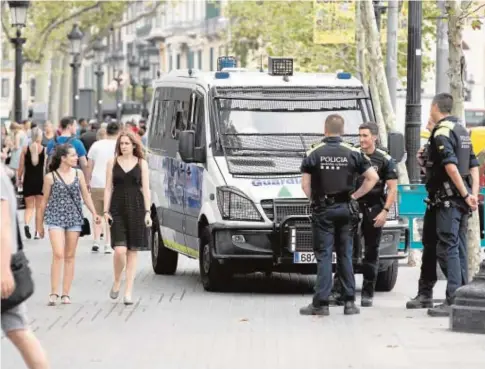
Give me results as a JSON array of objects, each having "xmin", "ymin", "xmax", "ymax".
[
  {"xmin": 388, "ymin": 131, "xmax": 405, "ymax": 162},
  {"xmin": 178, "ymin": 130, "xmax": 205, "ymax": 163}
]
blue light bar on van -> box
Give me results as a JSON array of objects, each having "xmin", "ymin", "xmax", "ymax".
[
  {"xmin": 215, "ymin": 71, "xmax": 230, "ymax": 79},
  {"xmin": 217, "ymin": 56, "xmax": 237, "ymax": 71},
  {"xmin": 337, "ymin": 72, "xmax": 352, "ymax": 79}
]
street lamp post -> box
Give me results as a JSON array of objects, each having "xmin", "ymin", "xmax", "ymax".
[
  {"xmin": 139, "ymin": 58, "xmax": 150, "ymax": 118},
  {"xmin": 128, "ymin": 54, "xmax": 139, "ymax": 102},
  {"xmin": 110, "ymin": 48, "xmax": 124, "ymax": 124},
  {"xmin": 93, "ymin": 38, "xmax": 106, "ymax": 124},
  {"xmin": 7, "ymin": 0, "xmax": 30, "ymax": 123},
  {"xmin": 67, "ymin": 24, "xmax": 84, "ymax": 119}
]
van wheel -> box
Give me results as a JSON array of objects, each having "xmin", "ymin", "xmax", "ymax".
[
  {"xmin": 375, "ymin": 260, "xmax": 399, "ymax": 292},
  {"xmin": 150, "ymin": 217, "xmax": 178, "ymax": 275},
  {"xmin": 199, "ymin": 227, "xmax": 229, "ymax": 291}
]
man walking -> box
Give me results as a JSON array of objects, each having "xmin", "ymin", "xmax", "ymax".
[
  {"xmin": 86, "ymin": 122, "xmax": 120, "ymax": 253},
  {"xmin": 299, "ymin": 114, "xmax": 378, "ymax": 316}
]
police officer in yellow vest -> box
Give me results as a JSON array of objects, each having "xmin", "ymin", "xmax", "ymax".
[
  {"xmin": 406, "ymin": 93, "xmax": 479, "ymax": 317},
  {"xmin": 299, "ymin": 114, "xmax": 379, "ymax": 316}
]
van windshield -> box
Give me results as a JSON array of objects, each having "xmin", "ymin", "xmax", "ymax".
[{"xmin": 213, "ymin": 94, "xmax": 367, "ymax": 176}]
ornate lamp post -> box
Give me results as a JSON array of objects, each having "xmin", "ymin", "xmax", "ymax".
[
  {"xmin": 139, "ymin": 58, "xmax": 150, "ymax": 119},
  {"xmin": 92, "ymin": 38, "xmax": 106, "ymax": 124},
  {"xmin": 7, "ymin": 0, "xmax": 30, "ymax": 123},
  {"xmin": 128, "ymin": 54, "xmax": 139, "ymax": 102},
  {"xmin": 110, "ymin": 47, "xmax": 125, "ymax": 123},
  {"xmin": 67, "ymin": 24, "xmax": 84, "ymax": 119}
]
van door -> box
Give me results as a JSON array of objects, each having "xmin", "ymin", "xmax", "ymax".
[
  {"xmin": 155, "ymin": 87, "xmax": 191, "ymax": 255},
  {"xmin": 183, "ymin": 91, "xmax": 206, "ymax": 258}
]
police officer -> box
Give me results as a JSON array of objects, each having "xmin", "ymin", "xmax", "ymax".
[
  {"xmin": 406, "ymin": 93, "xmax": 479, "ymax": 317},
  {"xmin": 299, "ymin": 114, "xmax": 379, "ymax": 316},
  {"xmin": 331, "ymin": 122, "xmax": 398, "ymax": 307}
]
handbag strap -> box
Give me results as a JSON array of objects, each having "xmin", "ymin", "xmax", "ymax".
[{"xmin": 54, "ymin": 170, "xmax": 84, "ymax": 220}]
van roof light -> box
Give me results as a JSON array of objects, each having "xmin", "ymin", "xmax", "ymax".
[
  {"xmin": 215, "ymin": 71, "xmax": 230, "ymax": 79},
  {"xmin": 217, "ymin": 56, "xmax": 237, "ymax": 71},
  {"xmin": 268, "ymin": 57, "xmax": 293, "ymax": 76},
  {"xmin": 337, "ymin": 72, "xmax": 352, "ymax": 79}
]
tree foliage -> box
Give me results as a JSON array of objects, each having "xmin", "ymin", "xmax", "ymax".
[
  {"xmin": 1, "ymin": 1, "xmax": 164, "ymax": 63},
  {"xmin": 226, "ymin": 0, "xmax": 439, "ymax": 81}
]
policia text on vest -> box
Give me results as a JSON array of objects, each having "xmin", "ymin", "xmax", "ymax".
[
  {"xmin": 408, "ymin": 114, "xmax": 480, "ymax": 317},
  {"xmin": 298, "ymin": 115, "xmax": 379, "ymax": 317}
]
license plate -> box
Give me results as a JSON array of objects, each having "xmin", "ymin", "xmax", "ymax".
[{"xmin": 293, "ymin": 252, "xmax": 337, "ymax": 264}]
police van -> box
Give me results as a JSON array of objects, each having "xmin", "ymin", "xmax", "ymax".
[{"xmin": 146, "ymin": 56, "xmax": 409, "ymax": 291}]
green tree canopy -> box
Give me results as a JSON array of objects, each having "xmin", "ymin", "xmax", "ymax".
[{"xmin": 225, "ymin": 0, "xmax": 438, "ymax": 81}]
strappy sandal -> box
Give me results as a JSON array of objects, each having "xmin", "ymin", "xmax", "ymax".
[
  {"xmin": 48, "ymin": 294, "xmax": 59, "ymax": 306},
  {"xmin": 61, "ymin": 295, "xmax": 71, "ymax": 304}
]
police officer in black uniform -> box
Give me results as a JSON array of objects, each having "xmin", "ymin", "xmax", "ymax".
[
  {"xmin": 406, "ymin": 93, "xmax": 479, "ymax": 317},
  {"xmin": 331, "ymin": 122, "xmax": 398, "ymax": 307},
  {"xmin": 299, "ymin": 114, "xmax": 379, "ymax": 316}
]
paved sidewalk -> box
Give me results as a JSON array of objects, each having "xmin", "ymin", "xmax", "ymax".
[{"xmin": 2, "ymin": 229, "xmax": 485, "ymax": 369}]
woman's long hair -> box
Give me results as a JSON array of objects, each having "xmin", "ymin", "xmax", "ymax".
[
  {"xmin": 48, "ymin": 143, "xmax": 73, "ymax": 173},
  {"xmin": 29, "ymin": 127, "xmax": 43, "ymax": 166},
  {"xmin": 115, "ymin": 130, "xmax": 144, "ymax": 159}
]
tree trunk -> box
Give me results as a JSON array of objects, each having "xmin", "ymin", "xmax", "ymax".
[
  {"xmin": 356, "ymin": 1, "xmax": 366, "ymax": 82},
  {"xmin": 446, "ymin": 0, "xmax": 481, "ymax": 279}
]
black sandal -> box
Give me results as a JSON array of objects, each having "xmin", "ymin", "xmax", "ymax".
[
  {"xmin": 48, "ymin": 294, "xmax": 59, "ymax": 306},
  {"xmin": 61, "ymin": 295, "xmax": 71, "ymax": 304}
]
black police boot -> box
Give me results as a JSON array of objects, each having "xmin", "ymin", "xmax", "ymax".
[
  {"xmin": 361, "ymin": 294, "xmax": 373, "ymax": 307},
  {"xmin": 329, "ymin": 292, "xmax": 344, "ymax": 306},
  {"xmin": 343, "ymin": 301, "xmax": 360, "ymax": 315},
  {"xmin": 406, "ymin": 294, "xmax": 433, "ymax": 309},
  {"xmin": 299, "ymin": 303, "xmax": 330, "ymax": 316},
  {"xmin": 427, "ymin": 301, "xmax": 451, "ymax": 317}
]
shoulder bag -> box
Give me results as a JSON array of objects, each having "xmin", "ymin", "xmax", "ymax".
[
  {"xmin": 55, "ymin": 170, "xmax": 91, "ymax": 237},
  {"xmin": 1, "ymin": 223, "xmax": 35, "ymax": 313}
]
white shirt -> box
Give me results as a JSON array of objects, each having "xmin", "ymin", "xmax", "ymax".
[{"xmin": 87, "ymin": 139, "xmax": 117, "ymax": 188}]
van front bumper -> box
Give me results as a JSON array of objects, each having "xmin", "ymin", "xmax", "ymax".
[{"xmin": 208, "ymin": 216, "xmax": 409, "ymax": 271}]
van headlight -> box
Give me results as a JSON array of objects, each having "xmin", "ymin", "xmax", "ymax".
[{"xmin": 216, "ymin": 186, "xmax": 263, "ymax": 221}]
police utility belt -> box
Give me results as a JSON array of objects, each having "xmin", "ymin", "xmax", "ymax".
[
  {"xmin": 425, "ymin": 178, "xmax": 471, "ymax": 212},
  {"xmin": 315, "ymin": 192, "xmax": 351, "ymax": 206}
]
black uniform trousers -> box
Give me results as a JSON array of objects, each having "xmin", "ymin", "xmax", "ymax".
[
  {"xmin": 312, "ymin": 201, "xmax": 356, "ymax": 306},
  {"xmin": 419, "ymin": 200, "xmax": 469, "ymax": 304},
  {"xmin": 332, "ymin": 202, "xmax": 383, "ymax": 297}
]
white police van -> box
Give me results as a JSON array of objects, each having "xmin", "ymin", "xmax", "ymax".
[{"xmin": 146, "ymin": 56, "xmax": 409, "ymax": 291}]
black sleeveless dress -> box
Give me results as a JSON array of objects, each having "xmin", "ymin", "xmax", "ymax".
[
  {"xmin": 23, "ymin": 146, "xmax": 45, "ymax": 197},
  {"xmin": 109, "ymin": 159, "xmax": 148, "ymax": 250}
]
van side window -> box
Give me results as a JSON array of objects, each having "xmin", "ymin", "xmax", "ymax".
[
  {"xmin": 194, "ymin": 95, "xmax": 205, "ymax": 147},
  {"xmin": 148, "ymin": 88, "xmax": 162, "ymax": 148},
  {"xmin": 170, "ymin": 88, "xmax": 192, "ymax": 139}
]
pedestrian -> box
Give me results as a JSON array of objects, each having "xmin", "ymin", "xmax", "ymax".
[
  {"xmin": 80, "ymin": 122, "xmax": 99, "ymax": 153},
  {"xmin": 1, "ymin": 163, "xmax": 50, "ymax": 369},
  {"xmin": 299, "ymin": 114, "xmax": 379, "ymax": 316},
  {"xmin": 38, "ymin": 144, "xmax": 101, "ymax": 305},
  {"xmin": 96, "ymin": 127, "xmax": 107, "ymax": 141},
  {"xmin": 17, "ymin": 127, "xmax": 46, "ymax": 240},
  {"xmin": 77, "ymin": 118, "xmax": 88, "ymax": 137},
  {"xmin": 46, "ymin": 117, "xmax": 88, "ymax": 178},
  {"xmin": 406, "ymin": 93, "xmax": 479, "ymax": 317},
  {"xmin": 86, "ymin": 122, "xmax": 120, "ymax": 253},
  {"xmin": 104, "ymin": 131, "xmax": 152, "ymax": 305},
  {"xmin": 40, "ymin": 121, "xmax": 55, "ymax": 147},
  {"xmin": 8, "ymin": 122, "xmax": 28, "ymax": 184},
  {"xmin": 330, "ymin": 122, "xmax": 398, "ymax": 307}
]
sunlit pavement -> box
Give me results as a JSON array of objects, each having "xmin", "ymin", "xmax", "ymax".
[{"xmin": 2, "ymin": 216, "xmax": 485, "ymax": 369}]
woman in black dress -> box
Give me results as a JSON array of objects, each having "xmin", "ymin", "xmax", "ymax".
[
  {"xmin": 104, "ymin": 130, "xmax": 151, "ymax": 305},
  {"xmin": 18, "ymin": 127, "xmax": 45, "ymax": 239}
]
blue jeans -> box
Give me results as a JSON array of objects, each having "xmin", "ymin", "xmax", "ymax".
[{"xmin": 312, "ymin": 202, "xmax": 356, "ymax": 306}]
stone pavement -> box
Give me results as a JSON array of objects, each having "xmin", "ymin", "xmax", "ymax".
[{"xmin": 2, "ymin": 224, "xmax": 485, "ymax": 369}]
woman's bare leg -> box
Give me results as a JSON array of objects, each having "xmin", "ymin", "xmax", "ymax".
[
  {"xmin": 7, "ymin": 329, "xmax": 49, "ymax": 369},
  {"xmin": 62, "ymin": 231, "xmax": 80, "ymax": 301},
  {"xmin": 113, "ymin": 246, "xmax": 127, "ymax": 292},
  {"xmin": 124, "ymin": 250, "xmax": 138, "ymax": 298},
  {"xmin": 48, "ymin": 229, "xmax": 65, "ymax": 297}
]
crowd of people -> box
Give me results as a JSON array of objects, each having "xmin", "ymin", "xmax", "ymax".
[{"xmin": 1, "ymin": 117, "xmax": 151, "ymax": 368}]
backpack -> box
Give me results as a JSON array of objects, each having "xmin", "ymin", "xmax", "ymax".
[{"xmin": 46, "ymin": 135, "xmax": 75, "ymax": 170}]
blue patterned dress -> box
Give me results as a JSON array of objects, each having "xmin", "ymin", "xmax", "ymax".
[{"xmin": 44, "ymin": 170, "xmax": 84, "ymax": 228}]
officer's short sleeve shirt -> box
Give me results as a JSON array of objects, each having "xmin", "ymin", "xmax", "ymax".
[
  {"xmin": 433, "ymin": 126, "xmax": 459, "ymax": 166},
  {"xmin": 379, "ymin": 151, "xmax": 399, "ymax": 181},
  {"xmin": 300, "ymin": 147, "xmax": 319, "ymax": 174},
  {"xmin": 469, "ymin": 143, "xmax": 479, "ymax": 169},
  {"xmin": 350, "ymin": 150, "xmax": 372, "ymax": 175}
]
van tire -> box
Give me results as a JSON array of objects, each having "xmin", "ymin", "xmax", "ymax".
[
  {"xmin": 199, "ymin": 227, "xmax": 229, "ymax": 291},
  {"xmin": 375, "ymin": 260, "xmax": 398, "ymax": 292},
  {"xmin": 150, "ymin": 216, "xmax": 178, "ymax": 275}
]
